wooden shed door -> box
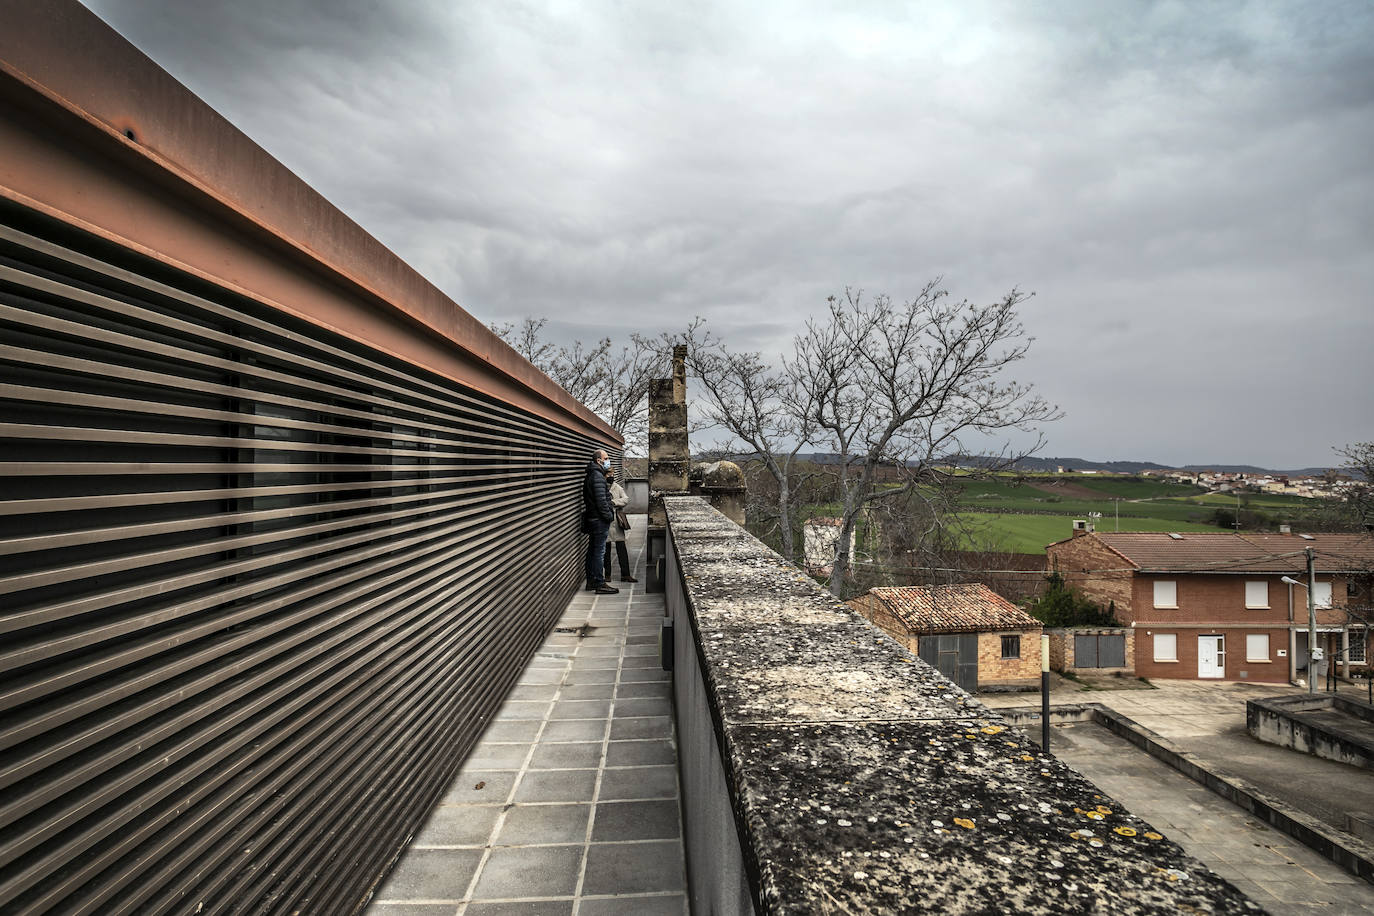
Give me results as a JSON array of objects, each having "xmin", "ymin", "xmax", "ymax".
[{"xmin": 919, "ymin": 634, "xmax": 979, "ymax": 692}]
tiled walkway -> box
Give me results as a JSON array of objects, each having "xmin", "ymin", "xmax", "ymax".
[{"xmin": 365, "ymin": 518, "xmax": 688, "ymax": 915}]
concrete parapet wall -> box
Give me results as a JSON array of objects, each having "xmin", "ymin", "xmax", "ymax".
[
  {"xmin": 1247, "ymin": 694, "xmax": 1374, "ymax": 770},
  {"xmin": 663, "ymin": 496, "xmax": 1260, "ymax": 914},
  {"xmin": 1003, "ymin": 703, "xmax": 1374, "ymax": 885}
]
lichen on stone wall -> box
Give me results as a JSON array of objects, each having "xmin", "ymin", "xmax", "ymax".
[{"xmin": 665, "ymin": 496, "xmax": 1264, "ymax": 915}]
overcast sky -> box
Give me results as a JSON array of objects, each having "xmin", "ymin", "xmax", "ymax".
[{"xmin": 83, "ymin": 0, "xmax": 1373, "ymax": 469}]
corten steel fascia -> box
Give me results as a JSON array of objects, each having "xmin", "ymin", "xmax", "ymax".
[{"xmin": 0, "ymin": 0, "xmax": 620, "ymax": 447}]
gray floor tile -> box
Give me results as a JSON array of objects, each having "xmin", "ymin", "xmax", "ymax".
[
  {"xmin": 507, "ymin": 685, "xmax": 559, "ymax": 701},
  {"xmin": 444, "ymin": 770, "xmax": 517, "ymax": 804},
  {"xmin": 614, "ymin": 698, "xmax": 670, "ymax": 718},
  {"xmin": 597, "ymin": 765, "xmax": 678, "ymax": 801},
  {"xmin": 575, "ymin": 646, "xmax": 621, "ymax": 657},
  {"xmin": 591, "ymin": 800, "xmax": 681, "ymax": 841},
  {"xmin": 566, "ymin": 668, "xmax": 618, "ymax": 684},
  {"xmin": 496, "ymin": 803, "xmax": 592, "ymax": 845},
  {"xmin": 497, "ymin": 701, "xmax": 552, "ymax": 720},
  {"xmin": 604, "ymin": 740, "xmax": 676, "ymax": 767},
  {"xmin": 516, "ymin": 668, "xmax": 565, "ymax": 686},
  {"xmin": 464, "ymin": 743, "xmax": 532, "ymax": 769},
  {"xmin": 624, "ymin": 633, "xmax": 658, "ymax": 645},
  {"xmin": 540, "ymin": 719, "xmax": 607, "ymax": 742},
  {"xmin": 413, "ymin": 805, "xmax": 502, "ymax": 847},
  {"xmin": 483, "ymin": 720, "xmax": 543, "ymax": 742},
  {"xmin": 471, "ymin": 845, "xmax": 584, "ymax": 899},
  {"xmin": 580, "ymin": 841, "xmax": 686, "ymax": 895},
  {"xmin": 576, "ymin": 894, "xmax": 686, "ymax": 916},
  {"xmin": 372, "ymin": 847, "xmax": 483, "ymax": 901},
  {"xmin": 621, "ymin": 645, "xmax": 658, "ymax": 657},
  {"xmin": 570, "ymin": 656, "xmax": 621, "ymax": 670},
  {"xmin": 365, "ymin": 904, "xmax": 461, "ymax": 916},
  {"xmin": 609, "ymin": 717, "xmax": 672, "ymax": 740},
  {"xmin": 513, "ymin": 769, "xmax": 599, "ymax": 803},
  {"xmin": 464, "ymin": 902, "xmax": 574, "ymax": 916},
  {"xmin": 618, "ymin": 669, "xmax": 669, "ymax": 683},
  {"xmin": 615, "ymin": 682, "xmax": 670, "ymax": 699},
  {"xmin": 620, "ymin": 655, "xmax": 663, "ymax": 669},
  {"xmin": 529, "ymin": 742, "xmax": 604, "ymax": 769},
  {"xmin": 549, "ymin": 699, "xmax": 612, "ymax": 720},
  {"xmin": 558, "ymin": 684, "xmax": 615, "ymax": 700}
]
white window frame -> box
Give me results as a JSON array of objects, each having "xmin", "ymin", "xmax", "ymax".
[
  {"xmin": 1350, "ymin": 631, "xmax": 1367, "ymax": 664},
  {"xmin": 1245, "ymin": 633, "xmax": 1270, "ymax": 662},
  {"xmin": 1245, "ymin": 580, "xmax": 1269, "ymax": 609},
  {"xmin": 1153, "ymin": 580, "xmax": 1177, "ymax": 609},
  {"xmin": 1153, "ymin": 633, "xmax": 1178, "ymax": 662},
  {"xmin": 1313, "ymin": 581, "xmax": 1333, "ymax": 608}
]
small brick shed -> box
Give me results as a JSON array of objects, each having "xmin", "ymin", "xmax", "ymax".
[{"xmin": 848, "ymin": 584, "xmax": 1043, "ymax": 690}]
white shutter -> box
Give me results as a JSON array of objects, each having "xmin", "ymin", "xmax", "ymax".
[{"xmin": 1153, "ymin": 580, "xmax": 1177, "ymax": 608}]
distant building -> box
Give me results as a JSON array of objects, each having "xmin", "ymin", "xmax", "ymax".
[
  {"xmin": 848, "ymin": 584, "xmax": 1043, "ymax": 691},
  {"xmin": 803, "ymin": 517, "xmax": 853, "ymax": 575},
  {"xmin": 1046, "ymin": 529, "xmax": 1374, "ymax": 684}
]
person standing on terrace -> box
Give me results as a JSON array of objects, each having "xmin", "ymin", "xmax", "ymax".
[
  {"xmin": 582, "ymin": 449, "xmax": 618, "ymax": 594},
  {"xmin": 602, "ymin": 466, "xmax": 637, "ymax": 584}
]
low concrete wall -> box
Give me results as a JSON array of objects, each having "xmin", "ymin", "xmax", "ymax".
[
  {"xmin": 1001, "ymin": 703, "xmax": 1374, "ymax": 886},
  {"xmin": 625, "ymin": 477, "xmax": 650, "ymax": 514},
  {"xmin": 663, "ymin": 496, "xmax": 1258, "ymax": 914},
  {"xmin": 1247, "ymin": 694, "xmax": 1374, "ymax": 770}
]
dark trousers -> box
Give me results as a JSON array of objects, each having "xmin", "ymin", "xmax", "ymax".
[
  {"xmin": 585, "ymin": 518, "xmax": 609, "ymax": 586},
  {"xmin": 603, "ymin": 540, "xmax": 630, "ymax": 579}
]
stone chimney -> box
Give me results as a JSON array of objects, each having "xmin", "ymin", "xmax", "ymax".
[{"xmin": 648, "ymin": 344, "xmax": 689, "ymax": 529}]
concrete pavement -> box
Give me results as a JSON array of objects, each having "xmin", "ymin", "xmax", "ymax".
[{"xmin": 1048, "ymin": 721, "xmax": 1374, "ymax": 914}]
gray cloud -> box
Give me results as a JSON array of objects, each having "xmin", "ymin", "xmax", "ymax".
[{"xmin": 84, "ymin": 0, "xmax": 1374, "ymax": 468}]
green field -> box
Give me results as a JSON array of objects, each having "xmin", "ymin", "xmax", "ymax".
[
  {"xmin": 784, "ymin": 474, "xmax": 1327, "ymax": 558},
  {"xmin": 951, "ymin": 475, "xmax": 1322, "ymax": 528},
  {"xmin": 953, "ymin": 482, "xmax": 1214, "ymax": 523},
  {"xmin": 955, "ymin": 512, "xmax": 1222, "ymax": 554}
]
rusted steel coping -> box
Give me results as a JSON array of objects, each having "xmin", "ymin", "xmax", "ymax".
[{"xmin": 0, "ymin": 0, "xmax": 619, "ymax": 446}]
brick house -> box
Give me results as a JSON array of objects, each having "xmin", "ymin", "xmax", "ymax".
[
  {"xmin": 1045, "ymin": 530, "xmax": 1374, "ymax": 684},
  {"xmin": 848, "ymin": 583, "xmax": 1043, "ymax": 691}
]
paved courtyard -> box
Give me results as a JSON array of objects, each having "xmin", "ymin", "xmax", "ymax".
[
  {"xmin": 365, "ymin": 519, "xmax": 688, "ymax": 915},
  {"xmin": 1050, "ymin": 721, "xmax": 1374, "ymax": 915}
]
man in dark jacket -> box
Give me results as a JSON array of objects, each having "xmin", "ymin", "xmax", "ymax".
[{"xmin": 583, "ymin": 449, "xmax": 618, "ymax": 594}]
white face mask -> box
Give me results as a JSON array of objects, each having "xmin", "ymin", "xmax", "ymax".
[{"xmin": 600, "ymin": 459, "xmax": 611, "ymax": 470}]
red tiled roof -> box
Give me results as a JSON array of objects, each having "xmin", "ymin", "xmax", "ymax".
[
  {"xmin": 1079, "ymin": 532, "xmax": 1374, "ymax": 574},
  {"xmin": 860, "ymin": 583, "xmax": 1040, "ymax": 634}
]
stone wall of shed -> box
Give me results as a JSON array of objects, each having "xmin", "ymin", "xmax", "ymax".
[{"xmin": 976, "ymin": 629, "xmax": 1042, "ymax": 686}]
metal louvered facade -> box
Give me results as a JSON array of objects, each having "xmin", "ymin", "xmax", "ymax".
[
  {"xmin": 0, "ymin": 5, "xmax": 622, "ymax": 911},
  {"xmin": 0, "ymin": 205, "xmax": 610, "ymax": 914}
]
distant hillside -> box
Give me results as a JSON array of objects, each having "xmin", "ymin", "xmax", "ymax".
[{"xmin": 738, "ymin": 452, "xmax": 1340, "ymax": 477}]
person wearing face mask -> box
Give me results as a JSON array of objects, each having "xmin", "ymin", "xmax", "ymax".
[
  {"xmin": 582, "ymin": 448, "xmax": 618, "ymax": 594},
  {"xmin": 602, "ymin": 466, "xmax": 637, "ymax": 584}
]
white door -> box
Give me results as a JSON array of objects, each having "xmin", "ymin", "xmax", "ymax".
[{"xmin": 1198, "ymin": 635, "xmax": 1225, "ymax": 679}]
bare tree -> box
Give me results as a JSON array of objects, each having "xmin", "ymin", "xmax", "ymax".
[
  {"xmin": 490, "ymin": 319, "xmax": 659, "ymax": 454},
  {"xmin": 684, "ymin": 328, "xmax": 820, "ymax": 563},
  {"xmin": 789, "ymin": 282, "xmax": 1060, "ymax": 597},
  {"xmin": 1337, "ymin": 442, "xmax": 1374, "ymax": 529}
]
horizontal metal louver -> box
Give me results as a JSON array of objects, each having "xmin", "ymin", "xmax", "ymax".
[{"xmin": 0, "ymin": 206, "xmax": 609, "ymax": 914}]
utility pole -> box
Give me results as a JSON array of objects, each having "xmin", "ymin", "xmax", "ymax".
[
  {"xmin": 1307, "ymin": 546, "xmax": 1318, "ymax": 696},
  {"xmin": 1041, "ymin": 634, "xmax": 1051, "ymax": 750}
]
